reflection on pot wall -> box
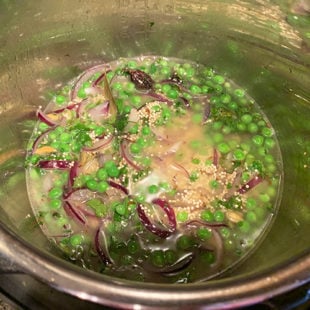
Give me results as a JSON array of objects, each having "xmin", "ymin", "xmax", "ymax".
[{"xmin": 0, "ymin": 0, "xmax": 309, "ymax": 307}]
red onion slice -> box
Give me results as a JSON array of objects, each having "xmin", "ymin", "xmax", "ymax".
[
  {"xmin": 83, "ymin": 135, "xmax": 114, "ymax": 152},
  {"xmin": 37, "ymin": 160, "xmax": 75, "ymax": 170},
  {"xmin": 88, "ymin": 100, "xmax": 110, "ymax": 123},
  {"xmin": 238, "ymin": 175, "xmax": 263, "ymax": 194},
  {"xmin": 37, "ymin": 110, "xmax": 59, "ymax": 127},
  {"xmin": 107, "ymin": 180, "xmax": 129, "ymax": 195},
  {"xmin": 181, "ymin": 219, "xmax": 227, "ymax": 229},
  {"xmin": 120, "ymin": 139, "xmax": 143, "ymax": 171},
  {"xmin": 68, "ymin": 161, "xmax": 79, "ymax": 189},
  {"xmin": 94, "ymin": 225, "xmax": 112, "ymax": 265},
  {"xmin": 213, "ymin": 148, "xmax": 219, "ymax": 167},
  {"xmin": 31, "ymin": 127, "xmax": 55, "ymax": 154},
  {"xmin": 137, "ymin": 199, "xmax": 176, "ymax": 238},
  {"xmin": 71, "ymin": 64, "xmax": 111, "ymax": 100},
  {"xmin": 63, "ymin": 201, "xmax": 86, "ymax": 225}
]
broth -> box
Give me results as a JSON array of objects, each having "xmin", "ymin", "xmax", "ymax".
[{"xmin": 25, "ymin": 56, "xmax": 282, "ymax": 283}]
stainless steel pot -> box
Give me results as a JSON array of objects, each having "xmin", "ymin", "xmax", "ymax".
[{"xmin": 0, "ymin": 1, "xmax": 309, "ymax": 308}]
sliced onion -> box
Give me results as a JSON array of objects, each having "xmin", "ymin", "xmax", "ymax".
[
  {"xmin": 137, "ymin": 199, "xmax": 176, "ymax": 238},
  {"xmin": 182, "ymin": 219, "xmax": 227, "ymax": 229},
  {"xmin": 68, "ymin": 161, "xmax": 79, "ymax": 189},
  {"xmin": 144, "ymin": 252, "xmax": 193, "ymax": 275},
  {"xmin": 83, "ymin": 135, "xmax": 114, "ymax": 152},
  {"xmin": 31, "ymin": 127, "xmax": 55, "ymax": 154},
  {"xmin": 143, "ymin": 92, "xmax": 173, "ymax": 105},
  {"xmin": 37, "ymin": 110, "xmax": 59, "ymax": 127},
  {"xmin": 238, "ymin": 175, "xmax": 263, "ymax": 194},
  {"xmin": 94, "ymin": 225, "xmax": 112, "ymax": 265},
  {"xmin": 88, "ymin": 100, "xmax": 110, "ymax": 122},
  {"xmin": 37, "ymin": 160, "xmax": 75, "ymax": 170},
  {"xmin": 170, "ymin": 162, "xmax": 190, "ymax": 178},
  {"xmin": 63, "ymin": 201, "xmax": 86, "ymax": 225},
  {"xmin": 120, "ymin": 139, "xmax": 143, "ymax": 171},
  {"xmin": 107, "ymin": 180, "xmax": 129, "ymax": 195},
  {"xmin": 71, "ymin": 64, "xmax": 111, "ymax": 100},
  {"xmin": 213, "ymin": 148, "xmax": 219, "ymax": 167},
  {"xmin": 92, "ymin": 69, "xmax": 112, "ymax": 86},
  {"xmin": 51, "ymin": 102, "xmax": 80, "ymax": 114},
  {"xmin": 203, "ymin": 101, "xmax": 211, "ymax": 123}
]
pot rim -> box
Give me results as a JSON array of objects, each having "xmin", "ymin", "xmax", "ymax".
[{"xmin": 0, "ymin": 223, "xmax": 309, "ymax": 309}]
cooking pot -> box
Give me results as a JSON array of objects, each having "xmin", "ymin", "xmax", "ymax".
[{"xmin": 0, "ymin": 0, "xmax": 309, "ymax": 308}]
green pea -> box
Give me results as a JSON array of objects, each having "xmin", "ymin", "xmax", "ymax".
[
  {"xmin": 248, "ymin": 123, "xmax": 258, "ymax": 133},
  {"xmin": 220, "ymin": 227, "xmax": 231, "ymax": 239},
  {"xmin": 212, "ymin": 121, "xmax": 223, "ymax": 131},
  {"xmin": 191, "ymin": 158, "xmax": 200, "ymax": 165},
  {"xmin": 213, "ymin": 75, "xmax": 225, "ymax": 84},
  {"xmin": 167, "ymin": 89, "xmax": 178, "ymax": 99},
  {"xmin": 238, "ymin": 220, "xmax": 251, "ymax": 233},
  {"xmin": 50, "ymin": 199, "xmax": 62, "ymax": 209},
  {"xmin": 209, "ymin": 180, "xmax": 219, "ymax": 189},
  {"xmin": 86, "ymin": 179, "xmax": 98, "ymax": 191},
  {"xmin": 106, "ymin": 165, "xmax": 120, "ymax": 178},
  {"xmin": 162, "ymin": 84, "xmax": 171, "ymax": 93},
  {"xmin": 228, "ymin": 101, "xmax": 238, "ymax": 110},
  {"xmin": 127, "ymin": 240, "xmax": 139, "ymax": 254},
  {"xmin": 112, "ymin": 82, "xmax": 123, "ymax": 91},
  {"xmin": 233, "ymin": 149, "xmax": 246, "ymax": 161},
  {"xmin": 214, "ymin": 210, "xmax": 225, "ymax": 222},
  {"xmin": 221, "ymin": 94, "xmax": 231, "ymax": 104},
  {"xmin": 38, "ymin": 122, "xmax": 49, "ymax": 131},
  {"xmin": 201, "ymin": 251, "xmax": 215, "ymax": 264},
  {"xmin": 130, "ymin": 95, "xmax": 141, "ymax": 107},
  {"xmin": 177, "ymin": 235, "xmax": 193, "ymax": 250},
  {"xmin": 123, "ymin": 105, "xmax": 132, "ymax": 114},
  {"xmin": 115, "ymin": 203, "xmax": 126, "ymax": 215},
  {"xmin": 197, "ymin": 227, "xmax": 212, "ymax": 240},
  {"xmin": 129, "ymin": 123, "xmax": 139, "ymax": 134},
  {"xmin": 265, "ymin": 154, "xmax": 275, "ymax": 163},
  {"xmin": 151, "ymin": 250, "xmax": 165, "ymax": 267},
  {"xmin": 234, "ymin": 89, "xmax": 245, "ymax": 97},
  {"xmin": 222, "ymin": 126, "xmax": 232, "ymax": 135},
  {"xmin": 142, "ymin": 126, "xmax": 151, "ymax": 135},
  {"xmin": 218, "ymin": 142, "xmax": 230, "ymax": 154},
  {"xmin": 242, "ymin": 172, "xmax": 251, "ymax": 182},
  {"xmin": 148, "ymin": 184, "xmax": 159, "ymax": 194},
  {"xmin": 201, "ymin": 210, "xmax": 214, "ymax": 222},
  {"xmin": 77, "ymin": 88, "xmax": 87, "ymax": 99},
  {"xmin": 48, "ymin": 187, "xmax": 63, "ymax": 199},
  {"xmin": 261, "ymin": 127, "xmax": 273, "ymax": 137},
  {"xmin": 246, "ymin": 211, "xmax": 257, "ymax": 223},
  {"xmin": 70, "ymin": 234, "xmax": 84, "ymax": 246},
  {"xmin": 241, "ymin": 114, "xmax": 253, "ymax": 124},
  {"xmin": 161, "ymin": 66, "xmax": 171, "ymax": 76},
  {"xmin": 164, "ymin": 250, "xmax": 177, "ymax": 265},
  {"xmin": 265, "ymin": 138, "xmax": 275, "ymax": 149},
  {"xmin": 190, "ymin": 85, "xmax": 201, "ymax": 94},
  {"xmin": 213, "ymin": 132, "xmax": 224, "ymax": 143},
  {"xmin": 59, "ymin": 132, "xmax": 71, "ymax": 143},
  {"xmin": 96, "ymin": 168, "xmax": 108, "ymax": 181},
  {"xmin": 237, "ymin": 122, "xmax": 247, "ymax": 132},
  {"xmin": 246, "ymin": 198, "xmax": 257, "ymax": 210},
  {"xmin": 259, "ymin": 193, "xmax": 270, "ymax": 203},
  {"xmin": 127, "ymin": 60, "xmax": 137, "ymax": 68},
  {"xmin": 177, "ymin": 211, "xmax": 188, "ymax": 222},
  {"xmin": 252, "ymin": 135, "xmax": 264, "ymax": 146},
  {"xmin": 130, "ymin": 143, "xmax": 141, "ymax": 154},
  {"xmin": 56, "ymin": 95, "xmax": 66, "ymax": 104},
  {"xmin": 97, "ymin": 181, "xmax": 109, "ymax": 193}
]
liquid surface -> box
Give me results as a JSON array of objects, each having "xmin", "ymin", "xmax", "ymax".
[{"xmin": 26, "ymin": 56, "xmax": 282, "ymax": 283}]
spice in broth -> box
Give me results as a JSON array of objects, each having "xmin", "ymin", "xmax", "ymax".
[{"xmin": 25, "ymin": 56, "xmax": 282, "ymax": 283}]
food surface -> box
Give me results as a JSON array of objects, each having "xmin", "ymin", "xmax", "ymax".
[{"xmin": 25, "ymin": 56, "xmax": 282, "ymax": 283}]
